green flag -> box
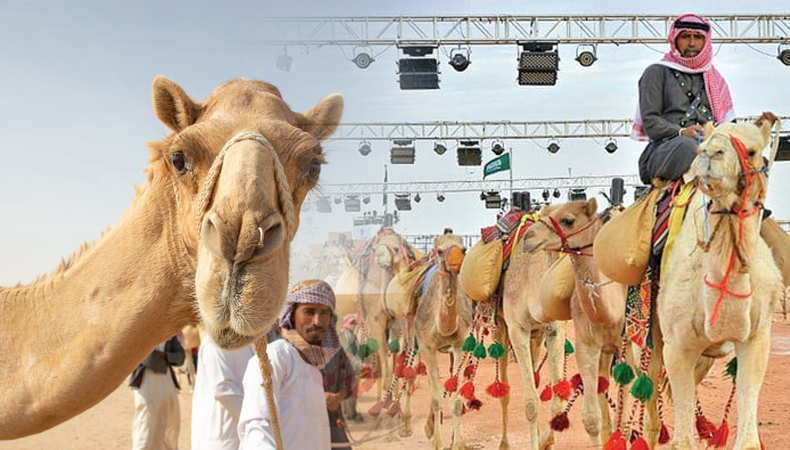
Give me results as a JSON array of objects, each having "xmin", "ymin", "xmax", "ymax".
[{"xmin": 483, "ymin": 153, "xmax": 511, "ymax": 178}]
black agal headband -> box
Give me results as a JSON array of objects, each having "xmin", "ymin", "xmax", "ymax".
[{"xmin": 674, "ymin": 19, "xmax": 710, "ymax": 32}]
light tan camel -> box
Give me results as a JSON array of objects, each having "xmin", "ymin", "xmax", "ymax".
[
  {"xmin": 659, "ymin": 115, "xmax": 783, "ymax": 449},
  {"xmin": 486, "ymin": 211, "xmax": 567, "ymax": 450},
  {"xmin": 333, "ymin": 228, "xmax": 421, "ymax": 401},
  {"xmin": 520, "ymin": 200, "xmax": 627, "ymax": 445},
  {"xmin": 0, "ymin": 77, "xmax": 343, "ymax": 439},
  {"xmin": 396, "ymin": 233, "xmax": 472, "ymax": 449}
]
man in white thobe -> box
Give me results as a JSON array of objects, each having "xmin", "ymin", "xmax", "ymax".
[{"xmin": 191, "ymin": 335, "xmax": 255, "ymax": 450}]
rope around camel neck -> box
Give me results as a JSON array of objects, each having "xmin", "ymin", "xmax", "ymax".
[
  {"xmin": 254, "ymin": 336, "xmax": 284, "ymax": 450},
  {"xmin": 194, "ymin": 131, "xmax": 296, "ymax": 242}
]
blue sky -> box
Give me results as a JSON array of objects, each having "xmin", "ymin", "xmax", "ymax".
[{"xmin": 2, "ymin": 1, "xmax": 789, "ymax": 285}]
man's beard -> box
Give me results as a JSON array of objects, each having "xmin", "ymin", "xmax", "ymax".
[{"xmin": 305, "ymin": 326, "xmax": 325, "ymax": 344}]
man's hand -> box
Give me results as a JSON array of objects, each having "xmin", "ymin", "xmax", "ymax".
[
  {"xmin": 325, "ymin": 392, "xmax": 342, "ymax": 412},
  {"xmin": 156, "ymin": 350, "xmax": 168, "ymax": 362},
  {"xmin": 679, "ymin": 124, "xmax": 703, "ymax": 139}
]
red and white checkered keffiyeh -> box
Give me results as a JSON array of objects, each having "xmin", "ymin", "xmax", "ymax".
[
  {"xmin": 632, "ymin": 13, "xmax": 735, "ymax": 141},
  {"xmin": 278, "ymin": 280, "xmax": 340, "ymax": 369}
]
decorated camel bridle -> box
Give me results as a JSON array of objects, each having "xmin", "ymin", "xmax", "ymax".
[{"xmin": 177, "ymin": 131, "xmax": 296, "ymax": 450}]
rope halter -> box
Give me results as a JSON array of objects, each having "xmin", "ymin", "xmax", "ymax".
[
  {"xmin": 539, "ymin": 214, "xmax": 597, "ymax": 256},
  {"xmin": 194, "ymin": 131, "xmax": 297, "ymax": 245}
]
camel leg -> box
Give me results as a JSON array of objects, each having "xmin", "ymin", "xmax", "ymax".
[
  {"xmin": 506, "ymin": 323, "xmax": 538, "ymax": 450},
  {"xmin": 663, "ymin": 342, "xmax": 700, "ymax": 450},
  {"xmin": 373, "ymin": 317, "xmax": 390, "ymax": 402},
  {"xmin": 575, "ymin": 337, "xmax": 604, "ymax": 442},
  {"xmin": 450, "ymin": 347, "xmax": 466, "ymax": 450},
  {"xmin": 642, "ymin": 335, "xmax": 664, "ymax": 448},
  {"xmin": 541, "ymin": 322, "xmax": 566, "ymax": 450},
  {"xmin": 733, "ymin": 326, "xmax": 771, "ymax": 450},
  {"xmin": 498, "ymin": 339, "xmax": 512, "ymax": 450},
  {"xmin": 400, "ymin": 377, "xmax": 414, "ymax": 437},
  {"xmin": 422, "ymin": 349, "xmax": 444, "ymax": 450},
  {"xmin": 597, "ymin": 351, "xmax": 614, "ymax": 443}
]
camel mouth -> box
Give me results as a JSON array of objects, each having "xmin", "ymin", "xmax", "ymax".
[
  {"xmin": 521, "ymin": 238, "xmax": 546, "ymax": 253},
  {"xmin": 208, "ymin": 324, "xmax": 261, "ymax": 350}
]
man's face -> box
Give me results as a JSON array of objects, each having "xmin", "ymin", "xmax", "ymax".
[
  {"xmin": 293, "ymin": 302, "xmax": 332, "ymax": 345},
  {"xmin": 675, "ymin": 30, "xmax": 706, "ymax": 57}
]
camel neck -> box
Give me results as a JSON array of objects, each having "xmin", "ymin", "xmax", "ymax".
[{"xmin": 0, "ymin": 174, "xmax": 199, "ymax": 439}]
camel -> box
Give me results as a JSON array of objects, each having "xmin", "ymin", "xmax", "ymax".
[
  {"xmin": 0, "ymin": 76, "xmax": 343, "ymax": 439},
  {"xmin": 393, "ymin": 233, "xmax": 472, "ymax": 449},
  {"xmin": 520, "ymin": 200, "xmax": 627, "ymax": 445},
  {"xmin": 333, "ymin": 228, "xmax": 421, "ymax": 402},
  {"xmin": 658, "ymin": 114, "xmax": 783, "ymax": 449}
]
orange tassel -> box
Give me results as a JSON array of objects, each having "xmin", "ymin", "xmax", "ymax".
[
  {"xmin": 598, "ymin": 376, "xmax": 610, "ymax": 394},
  {"xmin": 659, "ymin": 422, "xmax": 671, "ymax": 445},
  {"xmin": 459, "ymin": 381, "xmax": 475, "ymax": 400},
  {"xmin": 549, "ymin": 411, "xmax": 570, "ymax": 431},
  {"xmin": 485, "ymin": 381, "xmax": 509, "ymax": 398},
  {"xmin": 553, "ymin": 379, "xmax": 572, "ymax": 400},
  {"xmin": 630, "ymin": 435, "xmax": 649, "ymax": 450},
  {"xmin": 540, "ymin": 385, "xmax": 553, "ymax": 402},
  {"xmin": 444, "ymin": 375, "xmax": 458, "ymax": 393},
  {"xmin": 708, "ymin": 421, "xmax": 729, "ymax": 448},
  {"xmin": 603, "ymin": 430, "xmax": 626, "ymax": 450}
]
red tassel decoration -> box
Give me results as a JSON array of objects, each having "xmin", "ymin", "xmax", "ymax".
[
  {"xmin": 467, "ymin": 398, "xmax": 483, "ymax": 411},
  {"xmin": 598, "ymin": 376, "xmax": 610, "ymax": 394},
  {"xmin": 459, "ymin": 381, "xmax": 475, "ymax": 400},
  {"xmin": 540, "ymin": 385, "xmax": 553, "ymax": 402},
  {"xmin": 403, "ymin": 367, "xmax": 416, "ymax": 380},
  {"xmin": 416, "ymin": 361, "xmax": 427, "ymax": 376},
  {"xmin": 396, "ymin": 351, "xmax": 407, "ymax": 365},
  {"xmin": 485, "ymin": 381, "xmax": 510, "ymax": 398},
  {"xmin": 570, "ymin": 373, "xmax": 584, "ymax": 391},
  {"xmin": 630, "ymin": 435, "xmax": 649, "ymax": 450},
  {"xmin": 695, "ymin": 413, "xmax": 716, "ymax": 440},
  {"xmin": 553, "ymin": 379, "xmax": 572, "ymax": 400},
  {"xmin": 603, "ymin": 430, "xmax": 626, "ymax": 450},
  {"xmin": 464, "ymin": 364, "xmax": 476, "ymax": 379},
  {"xmin": 708, "ymin": 421, "xmax": 729, "ymax": 448},
  {"xmin": 659, "ymin": 422, "xmax": 671, "ymax": 445},
  {"xmin": 444, "ymin": 375, "xmax": 459, "ymax": 393},
  {"xmin": 549, "ymin": 411, "xmax": 570, "ymax": 431},
  {"xmin": 393, "ymin": 364, "xmax": 404, "ymax": 378},
  {"xmin": 534, "ymin": 371, "xmax": 541, "ymax": 388}
]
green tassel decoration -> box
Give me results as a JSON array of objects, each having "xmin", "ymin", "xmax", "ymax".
[
  {"xmin": 462, "ymin": 335, "xmax": 477, "ymax": 353},
  {"xmin": 488, "ymin": 342, "xmax": 506, "ymax": 360},
  {"xmin": 630, "ymin": 373, "xmax": 654, "ymax": 403},
  {"xmin": 612, "ymin": 362, "xmax": 635, "ymax": 385},
  {"xmin": 725, "ymin": 357, "xmax": 738, "ymax": 380},
  {"xmin": 365, "ymin": 338, "xmax": 379, "ymax": 353},
  {"xmin": 388, "ymin": 338, "xmax": 400, "ymax": 353},
  {"xmin": 358, "ymin": 343, "xmax": 371, "ymax": 360},
  {"xmin": 473, "ymin": 342, "xmax": 487, "ymax": 359},
  {"xmin": 564, "ymin": 339, "xmax": 575, "ymax": 355}
]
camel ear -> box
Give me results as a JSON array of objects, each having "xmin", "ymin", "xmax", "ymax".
[
  {"xmin": 586, "ymin": 197, "xmax": 598, "ymax": 216},
  {"xmin": 299, "ymin": 94, "xmax": 344, "ymax": 141},
  {"xmin": 754, "ymin": 111, "xmax": 777, "ymax": 148},
  {"xmin": 152, "ymin": 76, "xmax": 201, "ymax": 132}
]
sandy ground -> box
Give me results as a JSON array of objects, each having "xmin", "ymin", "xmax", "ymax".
[{"xmin": 4, "ymin": 313, "xmax": 790, "ymax": 450}]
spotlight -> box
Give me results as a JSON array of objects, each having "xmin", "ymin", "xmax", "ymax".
[
  {"xmin": 568, "ymin": 188, "xmax": 587, "ymax": 201},
  {"xmin": 358, "ymin": 140, "xmax": 372, "ymax": 156},
  {"xmin": 434, "ymin": 142, "xmax": 448, "ymax": 155},
  {"xmin": 362, "ymin": 196, "xmax": 371, "ymax": 204},
  {"xmin": 552, "ymin": 188, "xmax": 561, "ymax": 198},
  {"xmin": 398, "ymin": 47, "xmax": 439, "ymax": 90},
  {"xmin": 276, "ymin": 48, "xmax": 292, "ymax": 72},
  {"xmin": 436, "ymin": 193, "xmax": 445, "ymax": 202},
  {"xmin": 575, "ymin": 45, "xmax": 597, "ymax": 67},
  {"xmin": 483, "ymin": 191, "xmax": 502, "ymax": 209},
  {"xmin": 610, "ymin": 178, "xmax": 625, "ymax": 205},
  {"xmin": 776, "ymin": 135, "xmax": 790, "ymax": 161},
  {"xmin": 391, "ymin": 140, "xmax": 416, "ymax": 164},
  {"xmin": 394, "ymin": 194, "xmax": 412, "ymax": 211},
  {"xmin": 457, "ymin": 140, "xmax": 482, "ymax": 166},
  {"xmin": 334, "ymin": 196, "xmax": 342, "ymax": 205},
  {"xmin": 449, "ymin": 48, "xmax": 471, "ymax": 72},
  {"xmin": 547, "ymin": 141, "xmax": 560, "ymax": 154},
  {"xmin": 491, "ymin": 140, "xmax": 505, "ymax": 155},
  {"xmin": 344, "ymin": 195, "xmax": 361, "ymax": 212},
  {"xmin": 604, "ymin": 139, "xmax": 618, "ymax": 154},
  {"xmin": 542, "ymin": 189, "xmax": 550, "ymax": 201},
  {"xmin": 518, "ymin": 42, "xmax": 558, "ymax": 86},
  {"xmin": 414, "ymin": 193, "xmax": 421, "ymax": 203},
  {"xmin": 778, "ymin": 45, "xmax": 790, "ymax": 66},
  {"xmin": 634, "ymin": 185, "xmax": 651, "ymax": 201},
  {"xmin": 353, "ymin": 52, "xmax": 374, "ymax": 69}
]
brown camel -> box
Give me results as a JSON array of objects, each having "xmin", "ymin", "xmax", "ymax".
[{"xmin": 0, "ymin": 76, "xmax": 343, "ymax": 439}]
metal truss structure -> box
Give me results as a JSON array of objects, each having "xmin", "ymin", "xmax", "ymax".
[
  {"xmin": 330, "ymin": 116, "xmax": 789, "ymax": 141},
  {"xmin": 313, "ymin": 174, "xmax": 641, "ymax": 196},
  {"xmin": 243, "ymin": 15, "xmax": 790, "ymax": 46}
]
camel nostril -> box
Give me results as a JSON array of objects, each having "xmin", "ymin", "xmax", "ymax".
[
  {"xmin": 254, "ymin": 213, "xmax": 284, "ymax": 259},
  {"xmin": 202, "ymin": 212, "xmax": 225, "ymax": 260}
]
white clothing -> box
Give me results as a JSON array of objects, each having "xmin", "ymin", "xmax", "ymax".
[
  {"xmin": 238, "ymin": 339, "xmax": 330, "ymax": 450},
  {"xmin": 191, "ymin": 336, "xmax": 255, "ymax": 450},
  {"xmin": 132, "ymin": 371, "xmax": 180, "ymax": 450}
]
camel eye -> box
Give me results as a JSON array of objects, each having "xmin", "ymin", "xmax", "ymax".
[
  {"xmin": 307, "ymin": 160, "xmax": 321, "ymax": 181},
  {"xmin": 560, "ymin": 217, "xmax": 575, "ymax": 228},
  {"xmin": 171, "ymin": 152, "xmax": 188, "ymax": 175}
]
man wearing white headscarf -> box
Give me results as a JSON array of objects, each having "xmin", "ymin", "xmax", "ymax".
[
  {"xmin": 632, "ymin": 13, "xmax": 735, "ymax": 186},
  {"xmin": 238, "ymin": 280, "xmax": 340, "ymax": 450}
]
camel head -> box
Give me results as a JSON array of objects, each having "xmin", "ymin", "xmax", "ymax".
[
  {"xmin": 521, "ymin": 199, "xmax": 598, "ymax": 254},
  {"xmin": 372, "ymin": 228, "xmax": 421, "ymax": 272},
  {"xmin": 433, "ymin": 233, "xmax": 466, "ymax": 275},
  {"xmin": 692, "ymin": 112, "xmax": 776, "ymax": 210},
  {"xmin": 148, "ymin": 76, "xmax": 343, "ymax": 349}
]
